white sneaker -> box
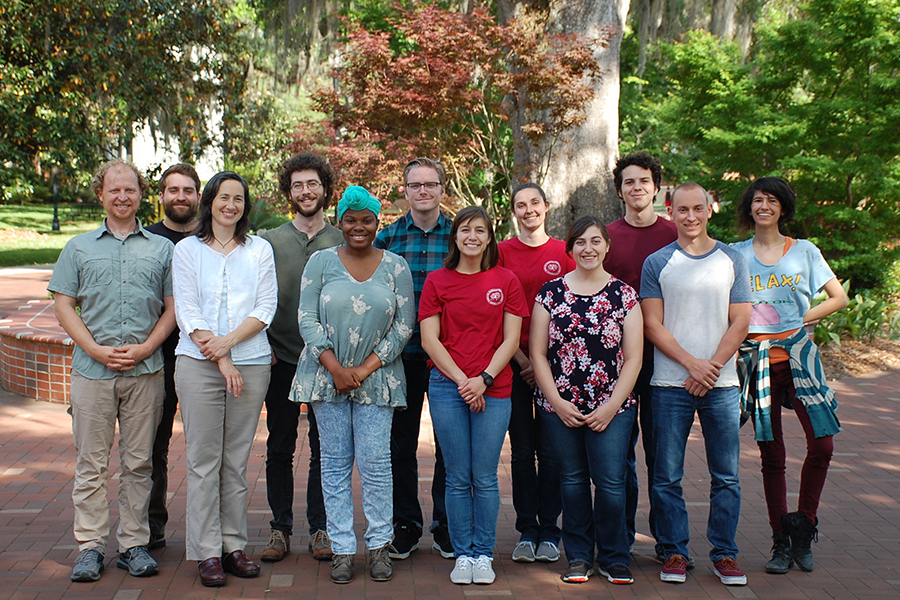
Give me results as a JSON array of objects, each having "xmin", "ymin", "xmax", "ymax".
[
  {"xmin": 450, "ymin": 556, "xmax": 474, "ymax": 584},
  {"xmin": 472, "ymin": 555, "xmax": 495, "ymax": 585}
]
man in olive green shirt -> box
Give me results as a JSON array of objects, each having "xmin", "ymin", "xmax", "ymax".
[
  {"xmin": 48, "ymin": 159, "xmax": 176, "ymax": 582},
  {"xmin": 258, "ymin": 152, "xmax": 343, "ymax": 562}
]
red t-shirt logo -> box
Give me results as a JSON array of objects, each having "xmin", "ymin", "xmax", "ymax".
[
  {"xmin": 544, "ymin": 260, "xmax": 561, "ymax": 276},
  {"xmin": 486, "ymin": 288, "xmax": 504, "ymax": 306}
]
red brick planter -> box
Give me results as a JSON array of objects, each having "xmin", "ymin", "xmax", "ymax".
[{"xmin": 0, "ymin": 300, "xmax": 73, "ymax": 404}]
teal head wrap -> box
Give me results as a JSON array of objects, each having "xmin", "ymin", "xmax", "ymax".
[{"xmin": 337, "ymin": 185, "xmax": 381, "ymax": 220}]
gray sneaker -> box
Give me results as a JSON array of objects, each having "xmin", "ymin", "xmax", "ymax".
[
  {"xmin": 535, "ymin": 541, "xmax": 560, "ymax": 562},
  {"xmin": 511, "ymin": 540, "xmax": 536, "ymax": 562},
  {"xmin": 71, "ymin": 548, "xmax": 104, "ymax": 582},
  {"xmin": 117, "ymin": 546, "xmax": 158, "ymax": 577}
]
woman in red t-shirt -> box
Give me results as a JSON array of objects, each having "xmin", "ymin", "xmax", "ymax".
[
  {"xmin": 420, "ymin": 205, "xmax": 529, "ymax": 586},
  {"xmin": 498, "ymin": 183, "xmax": 575, "ymax": 564}
]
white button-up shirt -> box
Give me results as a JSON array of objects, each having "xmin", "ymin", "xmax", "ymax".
[{"xmin": 173, "ymin": 235, "xmax": 277, "ymax": 362}]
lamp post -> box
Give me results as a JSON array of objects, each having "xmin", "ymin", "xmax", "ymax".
[{"xmin": 52, "ymin": 167, "xmax": 60, "ymax": 232}]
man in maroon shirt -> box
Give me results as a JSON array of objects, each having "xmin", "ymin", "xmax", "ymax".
[{"xmin": 604, "ymin": 152, "xmax": 678, "ymax": 563}]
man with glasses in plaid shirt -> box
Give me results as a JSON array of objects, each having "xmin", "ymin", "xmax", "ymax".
[{"xmin": 375, "ymin": 157, "xmax": 454, "ymax": 561}]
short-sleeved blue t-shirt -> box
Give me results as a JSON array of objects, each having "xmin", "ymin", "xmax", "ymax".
[{"xmin": 731, "ymin": 238, "xmax": 836, "ymax": 334}]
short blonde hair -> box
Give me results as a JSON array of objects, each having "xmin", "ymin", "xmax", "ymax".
[{"xmin": 91, "ymin": 159, "xmax": 149, "ymax": 197}]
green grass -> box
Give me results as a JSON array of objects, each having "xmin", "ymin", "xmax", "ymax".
[{"xmin": 0, "ymin": 204, "xmax": 101, "ymax": 267}]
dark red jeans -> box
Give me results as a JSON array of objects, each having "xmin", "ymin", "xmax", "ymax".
[{"xmin": 756, "ymin": 361, "xmax": 834, "ymax": 531}]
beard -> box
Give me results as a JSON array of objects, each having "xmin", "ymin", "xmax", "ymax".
[
  {"xmin": 163, "ymin": 202, "xmax": 197, "ymax": 224},
  {"xmin": 294, "ymin": 195, "xmax": 326, "ymax": 218}
]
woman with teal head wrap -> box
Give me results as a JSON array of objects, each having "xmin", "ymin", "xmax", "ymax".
[
  {"xmin": 337, "ymin": 185, "xmax": 381, "ymax": 220},
  {"xmin": 291, "ymin": 183, "xmax": 415, "ymax": 583}
]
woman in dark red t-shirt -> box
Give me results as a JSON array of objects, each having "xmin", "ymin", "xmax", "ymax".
[
  {"xmin": 420, "ymin": 206, "xmax": 529, "ymax": 586},
  {"xmin": 498, "ymin": 183, "xmax": 574, "ymax": 564}
]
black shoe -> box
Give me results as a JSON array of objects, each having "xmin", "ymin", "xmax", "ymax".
[
  {"xmin": 432, "ymin": 526, "xmax": 454, "ymax": 559},
  {"xmin": 389, "ymin": 525, "xmax": 420, "ymax": 559},
  {"xmin": 765, "ymin": 531, "xmax": 793, "ymax": 574},
  {"xmin": 148, "ymin": 531, "xmax": 166, "ymax": 550},
  {"xmin": 783, "ymin": 511, "xmax": 818, "ymax": 572}
]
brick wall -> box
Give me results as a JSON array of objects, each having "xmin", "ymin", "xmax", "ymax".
[{"xmin": 0, "ymin": 301, "xmax": 73, "ymax": 404}]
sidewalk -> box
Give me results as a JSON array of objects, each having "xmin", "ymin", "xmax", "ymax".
[
  {"xmin": 1, "ymin": 368, "xmax": 899, "ymax": 599},
  {"xmin": 0, "ymin": 266, "xmax": 53, "ymax": 319}
]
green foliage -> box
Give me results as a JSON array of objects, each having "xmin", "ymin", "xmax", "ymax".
[
  {"xmin": 0, "ymin": 204, "xmax": 99, "ymax": 232},
  {"xmin": 813, "ymin": 281, "xmax": 900, "ymax": 345},
  {"xmin": 0, "ymin": 204, "xmax": 100, "ymax": 267},
  {"xmin": 249, "ymin": 198, "xmax": 292, "ymax": 232},
  {"xmin": 224, "ymin": 87, "xmax": 310, "ymax": 210},
  {"xmin": 620, "ymin": 0, "xmax": 900, "ymax": 290},
  {"xmin": 1, "ymin": 0, "xmax": 249, "ymax": 187}
]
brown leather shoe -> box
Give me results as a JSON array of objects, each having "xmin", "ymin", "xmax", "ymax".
[
  {"xmin": 261, "ymin": 530, "xmax": 289, "ymax": 562},
  {"xmin": 222, "ymin": 550, "xmax": 260, "ymax": 578},
  {"xmin": 309, "ymin": 529, "xmax": 334, "ymax": 561},
  {"xmin": 198, "ymin": 557, "xmax": 227, "ymax": 587}
]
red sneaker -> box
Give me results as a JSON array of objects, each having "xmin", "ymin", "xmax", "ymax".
[
  {"xmin": 660, "ymin": 554, "xmax": 687, "ymax": 583},
  {"xmin": 714, "ymin": 557, "xmax": 748, "ymax": 585}
]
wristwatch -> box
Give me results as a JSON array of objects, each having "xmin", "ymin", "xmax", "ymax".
[{"xmin": 480, "ymin": 371, "xmax": 494, "ymax": 388}]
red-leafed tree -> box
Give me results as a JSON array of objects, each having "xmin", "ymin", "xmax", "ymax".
[{"xmin": 288, "ymin": 3, "xmax": 608, "ymax": 227}]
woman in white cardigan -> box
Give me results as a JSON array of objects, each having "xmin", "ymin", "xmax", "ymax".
[{"xmin": 172, "ymin": 171, "xmax": 277, "ymax": 588}]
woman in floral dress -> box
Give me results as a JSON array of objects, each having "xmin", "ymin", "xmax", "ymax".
[
  {"xmin": 530, "ymin": 215, "xmax": 644, "ymax": 586},
  {"xmin": 290, "ymin": 186, "xmax": 414, "ymax": 584}
]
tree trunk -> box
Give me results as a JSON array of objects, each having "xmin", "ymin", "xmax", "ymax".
[
  {"xmin": 710, "ymin": 0, "xmax": 738, "ymax": 39},
  {"xmin": 541, "ymin": 0, "xmax": 630, "ymax": 237}
]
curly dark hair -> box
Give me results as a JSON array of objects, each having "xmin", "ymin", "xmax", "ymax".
[
  {"xmin": 613, "ymin": 151, "xmax": 662, "ymax": 195},
  {"xmin": 278, "ymin": 152, "xmax": 335, "ymax": 210},
  {"xmin": 737, "ymin": 177, "xmax": 797, "ymax": 231}
]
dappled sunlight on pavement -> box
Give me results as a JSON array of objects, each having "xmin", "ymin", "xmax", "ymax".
[{"xmin": 0, "ymin": 369, "xmax": 899, "ymax": 598}]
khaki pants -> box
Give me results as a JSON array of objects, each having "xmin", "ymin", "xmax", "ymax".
[
  {"xmin": 70, "ymin": 371, "xmax": 164, "ymax": 553},
  {"xmin": 176, "ymin": 356, "xmax": 269, "ymax": 561}
]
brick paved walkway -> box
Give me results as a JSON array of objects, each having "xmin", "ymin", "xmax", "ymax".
[
  {"xmin": 0, "ymin": 266, "xmax": 53, "ymax": 319},
  {"xmin": 1, "ymin": 368, "xmax": 899, "ymax": 599}
]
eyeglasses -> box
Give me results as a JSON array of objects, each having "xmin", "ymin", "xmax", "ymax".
[
  {"xmin": 405, "ymin": 182, "xmax": 442, "ymax": 192},
  {"xmin": 291, "ymin": 181, "xmax": 323, "ymax": 192}
]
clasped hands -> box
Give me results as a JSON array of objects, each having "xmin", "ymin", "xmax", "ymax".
[
  {"xmin": 331, "ymin": 365, "xmax": 367, "ymax": 395},
  {"xmin": 683, "ymin": 357, "xmax": 724, "ymax": 397},
  {"xmin": 190, "ymin": 330, "xmax": 244, "ymax": 397},
  {"xmin": 96, "ymin": 343, "xmax": 151, "ymax": 372},
  {"xmin": 456, "ymin": 376, "xmax": 487, "ymax": 413}
]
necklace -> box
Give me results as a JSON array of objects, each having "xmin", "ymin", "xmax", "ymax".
[{"xmin": 212, "ymin": 234, "xmax": 235, "ymax": 249}]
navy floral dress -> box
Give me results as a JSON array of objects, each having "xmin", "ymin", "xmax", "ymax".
[{"xmin": 535, "ymin": 276, "xmax": 639, "ymax": 415}]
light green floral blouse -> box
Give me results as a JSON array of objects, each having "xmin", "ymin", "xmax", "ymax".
[{"xmin": 290, "ymin": 247, "xmax": 414, "ymax": 407}]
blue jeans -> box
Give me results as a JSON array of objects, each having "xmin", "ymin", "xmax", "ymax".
[
  {"xmin": 311, "ymin": 401, "xmax": 394, "ymax": 554},
  {"xmin": 651, "ymin": 386, "xmax": 742, "ymax": 562},
  {"xmin": 508, "ymin": 362, "xmax": 561, "ymax": 545},
  {"xmin": 540, "ymin": 406, "xmax": 635, "ymax": 568},
  {"xmin": 264, "ymin": 359, "xmax": 326, "ymax": 537},
  {"xmin": 428, "ymin": 369, "xmax": 511, "ymax": 558},
  {"xmin": 625, "ymin": 348, "xmax": 660, "ymax": 553}
]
